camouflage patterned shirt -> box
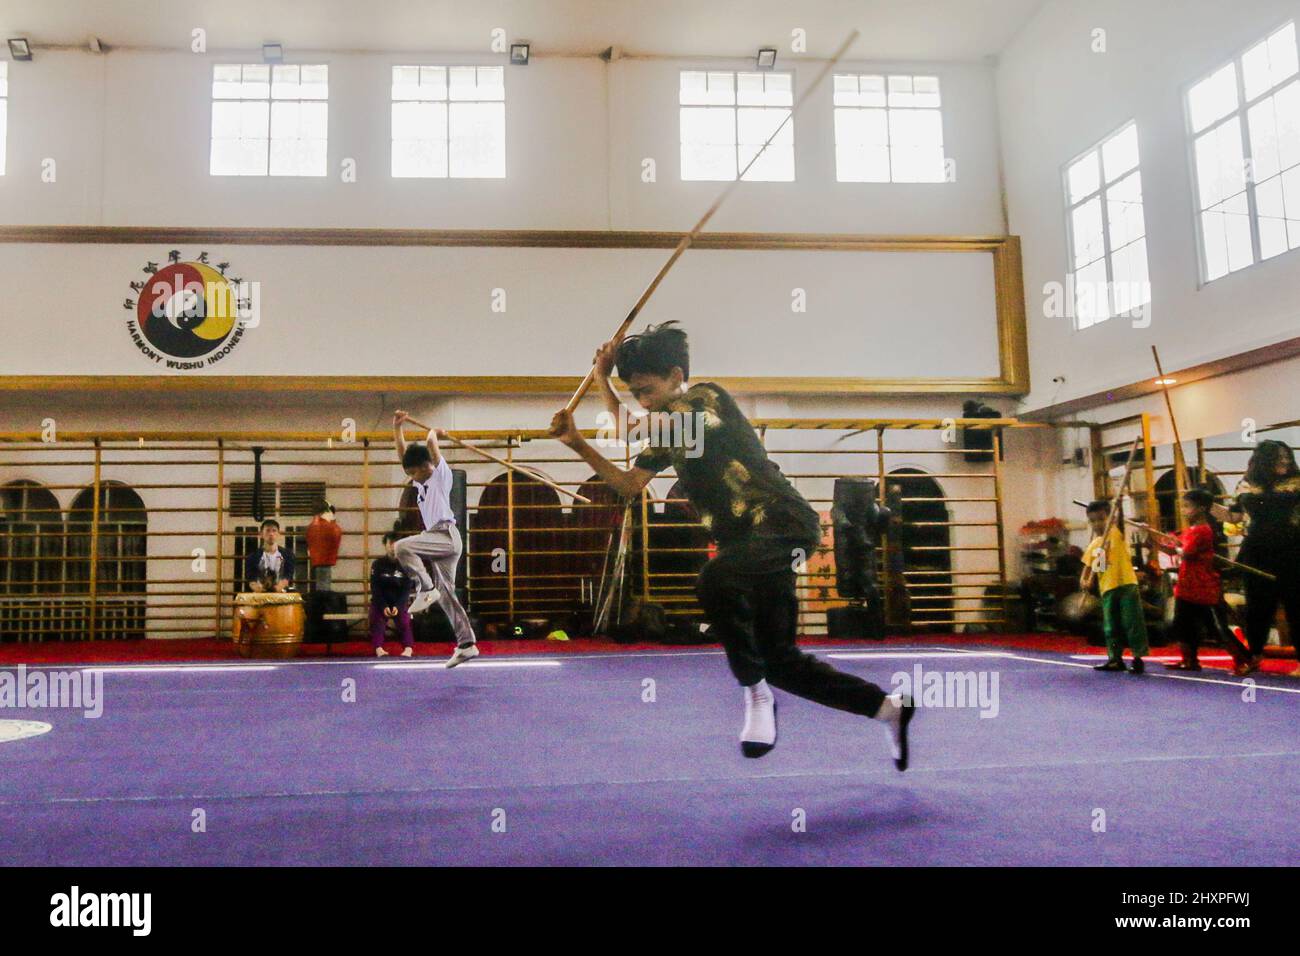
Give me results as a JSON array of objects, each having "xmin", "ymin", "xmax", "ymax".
[{"xmin": 633, "ymin": 382, "xmax": 820, "ymax": 548}]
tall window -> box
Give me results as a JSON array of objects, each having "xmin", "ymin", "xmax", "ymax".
[
  {"xmin": 0, "ymin": 62, "xmax": 8, "ymax": 176},
  {"xmin": 210, "ymin": 64, "xmax": 328, "ymax": 176},
  {"xmin": 1188, "ymin": 22, "xmax": 1300, "ymax": 282},
  {"xmin": 1065, "ymin": 122, "xmax": 1150, "ymax": 329},
  {"xmin": 679, "ymin": 71, "xmax": 793, "ymax": 181},
  {"xmin": 391, "ymin": 65, "xmax": 505, "ymax": 178},
  {"xmin": 833, "ymin": 74, "xmax": 945, "ymax": 183}
]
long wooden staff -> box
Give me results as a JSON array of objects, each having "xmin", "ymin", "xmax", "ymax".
[
  {"xmin": 1080, "ymin": 433, "xmax": 1142, "ymax": 589},
  {"xmin": 562, "ymin": 29, "xmax": 861, "ymax": 414},
  {"xmin": 1072, "ymin": 500, "xmax": 1276, "ymax": 582},
  {"xmin": 1152, "ymin": 345, "xmax": 1198, "ymax": 525},
  {"xmin": 1152, "ymin": 346, "xmax": 1236, "ymax": 523},
  {"xmin": 401, "ymin": 417, "xmax": 591, "ymax": 504}
]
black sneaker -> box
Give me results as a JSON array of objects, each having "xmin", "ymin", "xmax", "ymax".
[
  {"xmin": 893, "ymin": 696, "xmax": 915, "ymax": 772},
  {"xmin": 1128, "ymin": 657, "xmax": 1145, "ymax": 674},
  {"xmin": 1093, "ymin": 659, "xmax": 1125, "ymax": 672}
]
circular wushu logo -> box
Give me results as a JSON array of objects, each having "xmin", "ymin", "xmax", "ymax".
[{"xmin": 125, "ymin": 251, "xmax": 255, "ymax": 369}]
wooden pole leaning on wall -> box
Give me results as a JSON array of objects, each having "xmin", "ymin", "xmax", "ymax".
[
  {"xmin": 1140, "ymin": 413, "xmax": 1159, "ymax": 531},
  {"xmin": 400, "ymin": 417, "xmax": 591, "ymax": 505},
  {"xmin": 1089, "ymin": 425, "xmax": 1107, "ymax": 500},
  {"xmin": 1151, "ymin": 346, "xmax": 1190, "ymax": 529},
  {"xmin": 362, "ymin": 438, "xmax": 371, "ymax": 607},
  {"xmin": 215, "ymin": 438, "xmax": 225, "ymax": 639},
  {"xmin": 875, "ymin": 427, "xmax": 893, "ymax": 629},
  {"xmin": 992, "ymin": 430, "xmax": 1010, "ymax": 631},
  {"xmin": 88, "ymin": 439, "xmax": 102, "ymax": 641},
  {"xmin": 507, "ymin": 442, "xmax": 516, "ymax": 623},
  {"xmin": 562, "ymin": 29, "xmax": 861, "ymax": 415}
]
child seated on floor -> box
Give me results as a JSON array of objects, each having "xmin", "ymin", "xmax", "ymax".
[{"xmin": 370, "ymin": 531, "xmax": 416, "ymax": 658}]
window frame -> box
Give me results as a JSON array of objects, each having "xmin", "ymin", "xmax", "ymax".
[
  {"xmin": 389, "ymin": 64, "xmax": 507, "ymax": 180},
  {"xmin": 1184, "ymin": 19, "xmax": 1300, "ymax": 286},
  {"xmin": 0, "ymin": 62, "xmax": 8, "ymax": 177},
  {"xmin": 209, "ymin": 62, "xmax": 331, "ymax": 178},
  {"xmin": 831, "ymin": 72, "xmax": 947, "ymax": 184},
  {"xmin": 677, "ymin": 68, "xmax": 795, "ymax": 182},
  {"xmin": 1061, "ymin": 120, "xmax": 1150, "ymax": 330}
]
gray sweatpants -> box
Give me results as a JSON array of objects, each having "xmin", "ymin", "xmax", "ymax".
[{"xmin": 393, "ymin": 524, "xmax": 474, "ymax": 646}]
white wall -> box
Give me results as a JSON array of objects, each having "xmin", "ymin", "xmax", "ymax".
[
  {"xmin": 0, "ymin": 40, "xmax": 1043, "ymax": 613},
  {"xmin": 0, "ymin": 49, "xmax": 1007, "ymax": 234},
  {"xmin": 0, "ymin": 49, "xmax": 1017, "ymax": 395},
  {"xmin": 608, "ymin": 57, "xmax": 1006, "ymax": 233},
  {"xmin": 0, "ymin": 241, "xmax": 1002, "ymax": 379},
  {"xmin": 999, "ymin": 0, "xmax": 1300, "ymax": 413}
]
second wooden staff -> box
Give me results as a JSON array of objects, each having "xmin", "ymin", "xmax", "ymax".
[{"xmin": 402, "ymin": 418, "xmax": 591, "ymax": 504}]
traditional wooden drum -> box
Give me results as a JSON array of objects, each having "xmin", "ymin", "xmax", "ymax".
[{"xmin": 232, "ymin": 591, "xmax": 305, "ymax": 659}]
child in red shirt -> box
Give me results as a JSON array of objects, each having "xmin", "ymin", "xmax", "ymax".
[{"xmin": 1153, "ymin": 489, "xmax": 1235, "ymax": 671}]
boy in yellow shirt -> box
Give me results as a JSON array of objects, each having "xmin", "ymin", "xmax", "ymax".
[{"xmin": 1080, "ymin": 499, "xmax": 1149, "ymax": 673}]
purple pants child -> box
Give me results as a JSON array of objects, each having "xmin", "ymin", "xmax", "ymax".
[{"xmin": 369, "ymin": 603, "xmax": 414, "ymax": 649}]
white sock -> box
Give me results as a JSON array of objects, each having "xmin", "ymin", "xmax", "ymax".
[
  {"xmin": 874, "ymin": 692, "xmax": 906, "ymax": 759},
  {"xmin": 741, "ymin": 679, "xmax": 776, "ymax": 747}
]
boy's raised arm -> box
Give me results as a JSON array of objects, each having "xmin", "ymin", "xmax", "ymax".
[
  {"xmin": 393, "ymin": 410, "xmax": 409, "ymax": 462},
  {"xmin": 549, "ymin": 407, "xmax": 654, "ymax": 499},
  {"xmin": 425, "ymin": 426, "xmax": 443, "ymax": 466},
  {"xmin": 592, "ymin": 338, "xmax": 640, "ymax": 438}
]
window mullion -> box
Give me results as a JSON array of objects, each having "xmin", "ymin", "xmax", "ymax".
[
  {"xmin": 264, "ymin": 92, "xmax": 272, "ymax": 177},
  {"xmin": 733, "ymin": 93, "xmax": 740, "ymax": 182},
  {"xmin": 885, "ymin": 106, "xmax": 893, "ymax": 183},
  {"xmin": 1236, "ymin": 61, "xmax": 1263, "ymax": 265},
  {"xmin": 1098, "ymin": 182, "xmax": 1116, "ymax": 317}
]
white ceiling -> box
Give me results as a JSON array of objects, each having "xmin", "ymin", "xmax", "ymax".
[{"xmin": 2, "ymin": 0, "xmax": 1047, "ymax": 61}]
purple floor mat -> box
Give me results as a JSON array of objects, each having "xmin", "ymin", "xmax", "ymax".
[{"xmin": 1, "ymin": 645, "xmax": 1296, "ymax": 865}]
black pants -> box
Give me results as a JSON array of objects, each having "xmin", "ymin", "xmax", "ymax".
[
  {"xmin": 1169, "ymin": 598, "xmax": 1233, "ymax": 653},
  {"xmin": 1243, "ymin": 566, "xmax": 1300, "ymax": 656},
  {"xmin": 695, "ymin": 535, "xmax": 887, "ymax": 718}
]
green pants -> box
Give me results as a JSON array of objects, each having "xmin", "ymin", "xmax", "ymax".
[{"xmin": 1100, "ymin": 584, "xmax": 1150, "ymax": 659}]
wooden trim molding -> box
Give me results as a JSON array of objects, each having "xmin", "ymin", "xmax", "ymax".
[
  {"xmin": 0, "ymin": 227, "xmax": 1030, "ymax": 397},
  {"xmin": 0, "ymin": 418, "xmax": 1042, "ymax": 444},
  {"xmin": 0, "ymin": 374, "xmax": 1022, "ymax": 396},
  {"xmin": 0, "ymin": 226, "xmax": 1012, "ymax": 252},
  {"xmin": 1020, "ymin": 335, "xmax": 1300, "ymax": 421}
]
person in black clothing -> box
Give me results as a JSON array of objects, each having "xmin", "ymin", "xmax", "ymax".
[
  {"xmin": 370, "ymin": 531, "xmax": 417, "ymax": 658},
  {"xmin": 549, "ymin": 322, "xmax": 914, "ymax": 768},
  {"xmin": 1227, "ymin": 440, "xmax": 1300, "ymax": 676}
]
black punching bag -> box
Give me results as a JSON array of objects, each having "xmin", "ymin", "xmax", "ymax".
[{"xmin": 827, "ymin": 477, "xmax": 890, "ymax": 639}]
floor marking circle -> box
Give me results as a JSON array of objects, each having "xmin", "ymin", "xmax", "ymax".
[{"xmin": 0, "ymin": 720, "xmax": 53, "ymax": 743}]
